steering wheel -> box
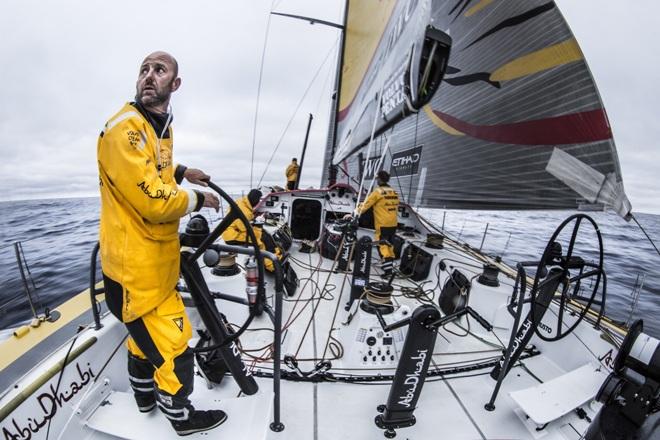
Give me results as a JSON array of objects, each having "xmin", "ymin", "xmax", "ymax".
[
  {"xmin": 185, "ymin": 181, "xmax": 265, "ymax": 300},
  {"xmin": 531, "ymin": 214, "xmax": 604, "ymax": 342}
]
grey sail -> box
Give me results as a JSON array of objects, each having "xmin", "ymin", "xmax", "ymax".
[{"xmin": 322, "ymin": 0, "xmax": 632, "ymax": 219}]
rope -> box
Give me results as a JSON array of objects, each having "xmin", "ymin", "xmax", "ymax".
[
  {"xmin": 364, "ymin": 286, "xmax": 393, "ymax": 306},
  {"xmin": 320, "ymin": 233, "xmax": 358, "ymax": 359},
  {"xmin": 355, "ymin": 137, "xmax": 391, "ymax": 217},
  {"xmin": 250, "ymin": 0, "xmax": 276, "ymax": 188},
  {"xmin": 407, "ymin": 111, "xmax": 420, "ymax": 204},
  {"xmin": 353, "ymin": 78, "xmax": 388, "ymax": 214},
  {"xmin": 257, "ymin": 40, "xmax": 339, "ymax": 187},
  {"xmin": 426, "ymin": 233, "xmax": 445, "ymax": 249},
  {"xmin": 388, "ymin": 130, "xmax": 409, "ymax": 204},
  {"xmin": 631, "ymin": 213, "xmax": 660, "ymax": 258}
]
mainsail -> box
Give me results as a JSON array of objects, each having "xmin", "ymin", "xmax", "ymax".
[{"xmin": 322, "ymin": 0, "xmax": 632, "ymax": 219}]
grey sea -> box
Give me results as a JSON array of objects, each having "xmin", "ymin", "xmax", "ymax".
[{"xmin": 1, "ymin": 197, "xmax": 658, "ymax": 338}]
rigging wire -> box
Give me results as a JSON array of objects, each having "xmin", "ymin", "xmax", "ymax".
[
  {"xmin": 353, "ymin": 79, "xmax": 388, "ymax": 213},
  {"xmin": 357, "ymin": 136, "xmax": 391, "ymax": 209},
  {"xmin": 256, "ymin": 39, "xmax": 339, "ymax": 187},
  {"xmin": 387, "ymin": 131, "xmax": 410, "ymax": 204},
  {"xmin": 406, "ymin": 111, "xmax": 420, "ymax": 204},
  {"xmin": 631, "ymin": 213, "xmax": 660, "ymax": 258},
  {"xmin": 313, "ymin": 41, "xmax": 338, "ymax": 119},
  {"xmin": 250, "ymin": 0, "xmax": 277, "ymax": 188}
]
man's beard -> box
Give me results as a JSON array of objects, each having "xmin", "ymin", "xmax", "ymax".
[{"xmin": 136, "ymin": 82, "xmax": 171, "ymax": 107}]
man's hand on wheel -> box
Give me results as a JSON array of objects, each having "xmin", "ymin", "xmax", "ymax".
[
  {"xmin": 184, "ymin": 168, "xmax": 210, "ymax": 187},
  {"xmin": 201, "ymin": 192, "xmax": 220, "ymax": 212}
]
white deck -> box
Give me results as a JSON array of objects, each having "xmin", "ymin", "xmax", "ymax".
[
  {"xmin": 1, "ymin": 225, "xmax": 619, "ymax": 440},
  {"xmin": 509, "ymin": 363, "xmax": 607, "ymax": 426},
  {"xmin": 86, "ymin": 389, "xmax": 272, "ymax": 439}
]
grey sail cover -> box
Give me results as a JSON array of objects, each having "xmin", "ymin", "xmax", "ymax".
[{"xmin": 322, "ymin": 0, "xmax": 631, "ymax": 218}]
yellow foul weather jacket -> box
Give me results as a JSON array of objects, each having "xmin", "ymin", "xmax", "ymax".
[
  {"xmin": 285, "ymin": 162, "xmax": 299, "ymax": 183},
  {"xmin": 222, "ymin": 196, "xmax": 279, "ymax": 271},
  {"xmin": 357, "ymin": 184, "xmax": 400, "ymax": 230},
  {"xmin": 97, "ymin": 103, "xmax": 200, "ymax": 322},
  {"xmin": 221, "ymin": 196, "xmax": 255, "ymax": 243}
]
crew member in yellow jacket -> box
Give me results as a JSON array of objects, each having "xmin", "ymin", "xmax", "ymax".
[
  {"xmin": 285, "ymin": 158, "xmax": 299, "ymax": 190},
  {"xmin": 97, "ymin": 51, "xmax": 227, "ymax": 436},
  {"xmin": 345, "ymin": 170, "xmax": 400, "ymax": 276},
  {"xmin": 222, "ymin": 189, "xmax": 280, "ymax": 271}
]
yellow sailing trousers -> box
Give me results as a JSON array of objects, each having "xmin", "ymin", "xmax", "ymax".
[
  {"xmin": 375, "ymin": 226, "xmax": 396, "ymax": 260},
  {"xmin": 126, "ymin": 292, "xmax": 193, "ymax": 396},
  {"xmin": 104, "ymin": 274, "xmax": 193, "ymax": 398}
]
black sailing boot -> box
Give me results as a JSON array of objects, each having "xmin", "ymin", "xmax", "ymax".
[
  {"xmin": 380, "ymin": 257, "xmax": 394, "ymax": 279},
  {"xmin": 170, "ymin": 409, "xmax": 228, "ymax": 436},
  {"xmin": 127, "ymin": 353, "xmax": 156, "ymax": 413},
  {"xmin": 156, "ymin": 390, "xmax": 227, "ymax": 436}
]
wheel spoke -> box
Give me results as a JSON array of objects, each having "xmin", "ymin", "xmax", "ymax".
[
  {"xmin": 565, "ymin": 216, "xmax": 582, "ymax": 262},
  {"xmin": 569, "ymin": 269, "xmax": 600, "ymax": 284},
  {"xmin": 556, "ymin": 284, "xmax": 568, "ymax": 338}
]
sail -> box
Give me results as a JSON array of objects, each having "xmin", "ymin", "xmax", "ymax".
[{"xmin": 323, "ymin": 0, "xmax": 632, "ymax": 219}]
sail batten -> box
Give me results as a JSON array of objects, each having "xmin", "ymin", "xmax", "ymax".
[{"xmin": 323, "ymin": 0, "xmax": 631, "ymax": 218}]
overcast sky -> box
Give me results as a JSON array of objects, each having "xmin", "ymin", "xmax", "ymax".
[{"xmin": 0, "ymin": 0, "xmax": 658, "ymax": 214}]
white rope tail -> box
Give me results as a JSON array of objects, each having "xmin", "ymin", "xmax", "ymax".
[{"xmin": 355, "ymin": 137, "xmax": 391, "ymax": 217}]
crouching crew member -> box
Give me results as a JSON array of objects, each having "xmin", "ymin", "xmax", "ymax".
[
  {"xmin": 222, "ymin": 189, "xmax": 282, "ymax": 271},
  {"xmin": 345, "ymin": 170, "xmax": 400, "ymax": 277},
  {"xmin": 97, "ymin": 51, "xmax": 228, "ymax": 436}
]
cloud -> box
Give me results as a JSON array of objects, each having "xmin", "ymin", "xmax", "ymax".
[
  {"xmin": 0, "ymin": 0, "xmax": 341, "ymax": 200},
  {"xmin": 1, "ymin": 0, "xmax": 658, "ymax": 214}
]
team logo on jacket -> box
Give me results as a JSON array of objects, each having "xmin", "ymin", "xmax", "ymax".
[
  {"xmin": 173, "ymin": 318, "xmax": 184, "ymax": 332},
  {"xmin": 126, "ymin": 130, "xmax": 145, "ymax": 150}
]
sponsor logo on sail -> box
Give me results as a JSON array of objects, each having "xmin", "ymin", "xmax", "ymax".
[
  {"xmin": 390, "ymin": 145, "xmax": 423, "ymax": 177},
  {"xmin": 360, "ymin": 155, "xmax": 382, "ymax": 180}
]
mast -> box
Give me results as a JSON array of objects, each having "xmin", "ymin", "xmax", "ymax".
[
  {"xmin": 322, "ymin": 0, "xmax": 349, "ymax": 187},
  {"xmin": 270, "ymin": 4, "xmax": 347, "ymax": 188},
  {"xmin": 295, "ymin": 113, "xmax": 313, "ymax": 190}
]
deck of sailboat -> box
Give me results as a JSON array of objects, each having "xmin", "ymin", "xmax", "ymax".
[{"xmin": 75, "ymin": 225, "xmax": 615, "ymax": 440}]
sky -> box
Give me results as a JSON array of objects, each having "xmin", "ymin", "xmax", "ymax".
[{"xmin": 0, "ymin": 0, "xmax": 658, "ymax": 213}]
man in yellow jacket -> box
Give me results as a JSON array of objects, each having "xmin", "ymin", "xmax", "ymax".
[
  {"xmin": 346, "ymin": 170, "xmax": 400, "ymax": 277},
  {"xmin": 285, "ymin": 158, "xmax": 299, "ymax": 190},
  {"xmin": 97, "ymin": 51, "xmax": 227, "ymax": 436},
  {"xmin": 222, "ymin": 189, "xmax": 262, "ymax": 244},
  {"xmin": 221, "ymin": 189, "xmax": 280, "ymax": 271}
]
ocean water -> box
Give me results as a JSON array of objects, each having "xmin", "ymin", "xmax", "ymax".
[{"xmin": 1, "ymin": 197, "xmax": 658, "ymax": 338}]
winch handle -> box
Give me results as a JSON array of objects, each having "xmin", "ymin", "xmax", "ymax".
[
  {"xmin": 467, "ymin": 307, "xmax": 493, "ymax": 332},
  {"xmin": 375, "ymin": 309, "xmax": 411, "ymax": 332}
]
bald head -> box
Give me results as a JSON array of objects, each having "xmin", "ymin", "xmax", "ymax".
[
  {"xmin": 136, "ymin": 51, "xmax": 181, "ymax": 113},
  {"xmin": 141, "ymin": 51, "xmax": 178, "ymax": 77}
]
